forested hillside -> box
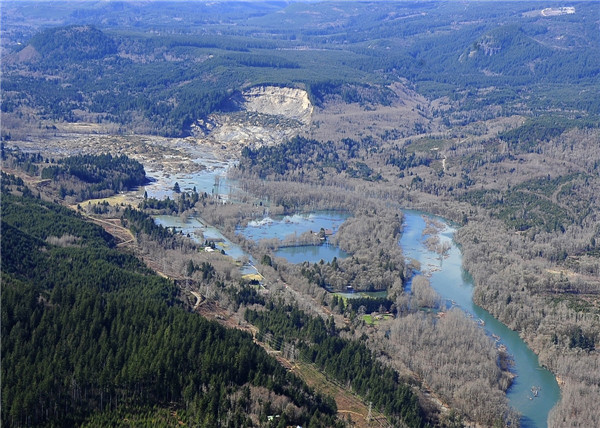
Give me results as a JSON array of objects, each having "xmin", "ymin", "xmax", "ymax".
[
  {"xmin": 2, "ymin": 1, "xmax": 598, "ymax": 137},
  {"xmin": 0, "ymin": 188, "xmax": 340, "ymax": 427},
  {"xmin": 245, "ymin": 304, "xmax": 425, "ymax": 427},
  {"xmin": 2, "ymin": 1, "xmax": 600, "ymax": 427}
]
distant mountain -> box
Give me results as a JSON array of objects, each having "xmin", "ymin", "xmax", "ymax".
[
  {"xmin": 28, "ymin": 25, "xmax": 117, "ymax": 61},
  {"xmin": 459, "ymin": 24, "xmax": 596, "ymax": 81},
  {"xmin": 2, "ymin": 2, "xmax": 597, "ymax": 136}
]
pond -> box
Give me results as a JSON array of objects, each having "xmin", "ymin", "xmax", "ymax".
[
  {"xmin": 142, "ymin": 155, "xmax": 559, "ymax": 426},
  {"xmin": 237, "ymin": 211, "xmax": 350, "ymax": 264},
  {"xmin": 274, "ymin": 244, "xmax": 349, "ymax": 265}
]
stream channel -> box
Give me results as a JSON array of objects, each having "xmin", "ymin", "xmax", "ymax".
[
  {"xmin": 400, "ymin": 210, "xmax": 560, "ymax": 428},
  {"xmin": 144, "ymin": 159, "xmax": 559, "ymax": 428}
]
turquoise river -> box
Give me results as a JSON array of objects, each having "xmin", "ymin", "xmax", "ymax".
[
  {"xmin": 144, "ymin": 159, "xmax": 560, "ymax": 427},
  {"xmin": 400, "ymin": 210, "xmax": 560, "ymax": 428}
]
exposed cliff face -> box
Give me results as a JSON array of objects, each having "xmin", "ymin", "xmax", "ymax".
[
  {"xmin": 192, "ymin": 86, "xmax": 313, "ymax": 149},
  {"xmin": 192, "ymin": 82, "xmax": 433, "ymax": 150},
  {"xmin": 240, "ymin": 86, "xmax": 313, "ymax": 125}
]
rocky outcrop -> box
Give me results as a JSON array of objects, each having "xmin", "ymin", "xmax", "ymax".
[
  {"xmin": 193, "ymin": 86, "xmax": 313, "ymax": 149},
  {"xmin": 240, "ymin": 86, "xmax": 313, "ymax": 125}
]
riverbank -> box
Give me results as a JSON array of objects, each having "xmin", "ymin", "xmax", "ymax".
[
  {"xmin": 139, "ymin": 156, "xmax": 555, "ymax": 425},
  {"xmin": 5, "ymin": 131, "xmax": 576, "ymax": 428},
  {"xmin": 399, "ymin": 211, "xmax": 560, "ymax": 427}
]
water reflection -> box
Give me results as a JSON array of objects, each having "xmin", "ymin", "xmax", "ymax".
[{"xmin": 238, "ymin": 211, "xmax": 350, "ymax": 264}]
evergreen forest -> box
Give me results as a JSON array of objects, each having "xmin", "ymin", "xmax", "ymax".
[
  {"xmin": 2, "ymin": 1, "xmax": 600, "ymax": 427},
  {"xmin": 1, "ymin": 188, "xmax": 340, "ymax": 427}
]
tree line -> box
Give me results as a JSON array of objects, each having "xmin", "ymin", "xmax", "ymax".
[
  {"xmin": 1, "ymin": 189, "xmax": 341, "ymax": 427},
  {"xmin": 245, "ymin": 302, "xmax": 427, "ymax": 427}
]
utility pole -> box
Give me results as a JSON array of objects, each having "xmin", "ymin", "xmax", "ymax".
[{"xmin": 367, "ymin": 401, "xmax": 372, "ymax": 422}]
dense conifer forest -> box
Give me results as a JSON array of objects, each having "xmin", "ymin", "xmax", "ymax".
[
  {"xmin": 1, "ymin": 187, "xmax": 341, "ymax": 427},
  {"xmin": 2, "ymin": 1, "xmax": 600, "ymax": 427},
  {"xmin": 2, "ymin": 2, "xmax": 598, "ymax": 137},
  {"xmin": 245, "ymin": 304, "xmax": 425, "ymax": 427}
]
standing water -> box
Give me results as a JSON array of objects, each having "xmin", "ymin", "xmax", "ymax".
[
  {"xmin": 143, "ymin": 157, "xmax": 560, "ymax": 426},
  {"xmin": 238, "ymin": 211, "xmax": 350, "ymax": 264},
  {"xmin": 400, "ymin": 210, "xmax": 560, "ymax": 428}
]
